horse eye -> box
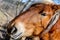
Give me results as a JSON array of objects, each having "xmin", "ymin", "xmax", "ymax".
[{"xmin": 41, "ymin": 13, "xmax": 46, "ymax": 16}]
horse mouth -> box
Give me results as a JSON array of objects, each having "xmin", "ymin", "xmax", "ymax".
[{"xmin": 11, "ymin": 32, "xmax": 22, "ymax": 39}]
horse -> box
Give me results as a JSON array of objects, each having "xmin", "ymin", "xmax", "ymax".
[{"xmin": 7, "ymin": 3, "xmax": 60, "ymax": 40}]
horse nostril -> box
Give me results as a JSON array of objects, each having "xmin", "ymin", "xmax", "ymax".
[
  {"xmin": 7, "ymin": 26, "xmax": 17, "ymax": 34},
  {"xmin": 11, "ymin": 27, "xmax": 17, "ymax": 34}
]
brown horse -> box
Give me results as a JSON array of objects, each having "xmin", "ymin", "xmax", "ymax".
[{"xmin": 7, "ymin": 4, "xmax": 60, "ymax": 40}]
